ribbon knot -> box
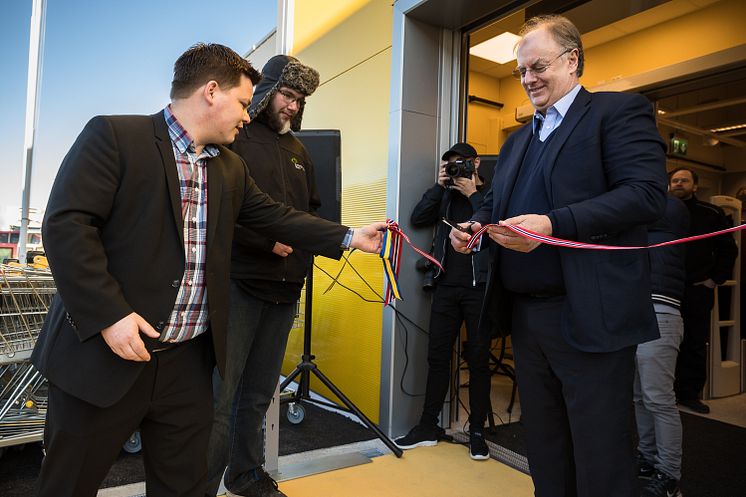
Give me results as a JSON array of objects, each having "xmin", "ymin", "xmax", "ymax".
[{"xmin": 380, "ymin": 219, "xmax": 444, "ymax": 304}]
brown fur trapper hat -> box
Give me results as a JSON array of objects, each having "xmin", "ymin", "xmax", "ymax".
[{"xmin": 249, "ymin": 54, "xmax": 320, "ymax": 131}]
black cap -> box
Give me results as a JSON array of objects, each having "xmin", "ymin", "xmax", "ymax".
[{"xmin": 441, "ymin": 142, "xmax": 478, "ymax": 161}]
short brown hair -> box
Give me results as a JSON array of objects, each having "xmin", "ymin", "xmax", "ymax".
[
  {"xmin": 519, "ymin": 14, "xmax": 584, "ymax": 77},
  {"xmin": 669, "ymin": 167, "xmax": 698, "ymax": 185},
  {"xmin": 170, "ymin": 43, "xmax": 261, "ymax": 99}
]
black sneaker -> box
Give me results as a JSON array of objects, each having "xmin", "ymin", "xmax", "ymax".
[
  {"xmin": 469, "ymin": 431, "xmax": 490, "ymax": 460},
  {"xmin": 226, "ymin": 468, "xmax": 287, "ymax": 497},
  {"xmin": 638, "ymin": 453, "xmax": 655, "ymax": 479},
  {"xmin": 678, "ymin": 398, "xmax": 710, "ymax": 414},
  {"xmin": 393, "ymin": 423, "xmax": 445, "ymax": 449},
  {"xmin": 641, "ymin": 470, "xmax": 682, "ymax": 497}
]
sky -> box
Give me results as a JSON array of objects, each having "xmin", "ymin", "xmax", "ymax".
[{"xmin": 1, "ymin": 0, "xmax": 277, "ymax": 230}]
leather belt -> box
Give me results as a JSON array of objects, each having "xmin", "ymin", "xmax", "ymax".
[{"xmin": 151, "ymin": 342, "xmax": 180, "ymax": 353}]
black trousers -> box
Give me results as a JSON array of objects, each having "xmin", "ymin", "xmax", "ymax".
[
  {"xmin": 675, "ymin": 284, "xmax": 714, "ymax": 401},
  {"xmin": 421, "ymin": 283, "xmax": 490, "ymax": 430},
  {"xmin": 512, "ymin": 295, "xmax": 637, "ymax": 497},
  {"xmin": 36, "ymin": 332, "xmax": 215, "ymax": 497}
]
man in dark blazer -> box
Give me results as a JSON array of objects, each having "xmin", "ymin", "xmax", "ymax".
[
  {"xmin": 451, "ymin": 16, "xmax": 667, "ymax": 497},
  {"xmin": 31, "ymin": 43, "xmax": 385, "ymax": 497}
]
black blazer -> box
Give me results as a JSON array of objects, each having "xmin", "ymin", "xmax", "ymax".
[
  {"xmin": 32, "ymin": 112, "xmax": 348, "ymax": 407},
  {"xmin": 473, "ymin": 88, "xmax": 668, "ymax": 352}
]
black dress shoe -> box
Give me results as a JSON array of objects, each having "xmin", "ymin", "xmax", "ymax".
[{"xmin": 678, "ymin": 398, "xmax": 710, "ymax": 413}]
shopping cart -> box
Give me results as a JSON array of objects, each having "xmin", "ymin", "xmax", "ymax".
[{"xmin": 0, "ymin": 263, "xmax": 55, "ymax": 452}]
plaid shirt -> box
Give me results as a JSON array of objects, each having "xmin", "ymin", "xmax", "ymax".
[{"xmin": 160, "ymin": 106, "xmax": 218, "ymax": 342}]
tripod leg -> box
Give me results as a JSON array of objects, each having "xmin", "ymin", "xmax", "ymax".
[
  {"xmin": 279, "ymin": 367, "xmax": 305, "ymax": 405},
  {"xmin": 507, "ymin": 380, "xmax": 517, "ymax": 414},
  {"xmin": 280, "ymin": 367, "xmax": 303, "ymax": 391},
  {"xmin": 309, "ymin": 367, "xmax": 403, "ymax": 457}
]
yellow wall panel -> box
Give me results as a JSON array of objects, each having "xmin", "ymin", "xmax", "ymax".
[
  {"xmin": 293, "ymin": 0, "xmax": 371, "ymax": 54},
  {"xmin": 282, "ymin": 0, "xmax": 393, "ymax": 422},
  {"xmin": 467, "ymin": 71, "xmax": 503, "ymax": 154}
]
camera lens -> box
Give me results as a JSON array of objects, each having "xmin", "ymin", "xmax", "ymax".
[{"xmin": 445, "ymin": 162, "xmax": 460, "ymax": 176}]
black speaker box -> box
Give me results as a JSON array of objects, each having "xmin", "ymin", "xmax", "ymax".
[{"xmin": 295, "ymin": 130, "xmax": 342, "ymax": 224}]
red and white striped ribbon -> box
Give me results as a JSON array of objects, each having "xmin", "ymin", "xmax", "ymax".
[{"xmin": 466, "ymin": 223, "xmax": 746, "ymax": 251}]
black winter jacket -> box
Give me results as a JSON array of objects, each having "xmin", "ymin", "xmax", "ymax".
[
  {"xmin": 682, "ymin": 195, "xmax": 738, "ymax": 285},
  {"xmin": 410, "ymin": 182, "xmax": 490, "ymax": 287},
  {"xmin": 648, "ymin": 196, "xmax": 689, "ymax": 309},
  {"xmin": 228, "ymin": 120, "xmax": 320, "ymax": 303}
]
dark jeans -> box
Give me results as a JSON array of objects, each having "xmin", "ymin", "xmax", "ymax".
[
  {"xmin": 37, "ymin": 332, "xmax": 214, "ymax": 497},
  {"xmin": 675, "ymin": 284, "xmax": 714, "ymax": 401},
  {"xmin": 205, "ymin": 282, "xmax": 296, "ymax": 496},
  {"xmin": 512, "ymin": 295, "xmax": 637, "ymax": 497},
  {"xmin": 420, "ymin": 283, "xmax": 490, "ymax": 431}
]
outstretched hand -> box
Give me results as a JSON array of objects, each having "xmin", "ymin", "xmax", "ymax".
[{"xmin": 350, "ymin": 221, "xmax": 389, "ymax": 253}]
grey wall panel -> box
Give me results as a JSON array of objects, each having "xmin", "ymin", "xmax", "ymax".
[
  {"xmin": 381, "ymin": 6, "xmax": 453, "ymax": 437},
  {"xmin": 400, "ymin": 18, "xmax": 442, "ymax": 117}
]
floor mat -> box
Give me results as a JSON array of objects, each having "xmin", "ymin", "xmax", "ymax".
[
  {"xmin": 279, "ymin": 401, "xmax": 375, "ymax": 455},
  {"xmin": 477, "ymin": 412, "xmax": 746, "ymax": 497},
  {"xmin": 679, "ymin": 411, "xmax": 746, "ymax": 497},
  {"xmin": 0, "ymin": 443, "xmax": 144, "ymax": 497},
  {"xmin": 0, "ymin": 402, "xmax": 374, "ymax": 496}
]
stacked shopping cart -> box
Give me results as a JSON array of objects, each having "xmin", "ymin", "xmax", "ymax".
[{"xmin": 0, "ymin": 263, "xmax": 54, "ymax": 453}]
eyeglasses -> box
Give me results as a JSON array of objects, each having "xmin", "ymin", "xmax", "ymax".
[
  {"xmin": 277, "ymin": 88, "xmax": 305, "ymax": 106},
  {"xmin": 512, "ymin": 48, "xmax": 573, "ymax": 80}
]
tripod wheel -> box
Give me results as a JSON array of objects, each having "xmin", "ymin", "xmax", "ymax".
[{"xmin": 287, "ymin": 403, "xmax": 305, "ymax": 424}]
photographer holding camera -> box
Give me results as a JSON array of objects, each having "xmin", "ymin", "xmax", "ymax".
[{"xmin": 394, "ymin": 143, "xmax": 492, "ymax": 460}]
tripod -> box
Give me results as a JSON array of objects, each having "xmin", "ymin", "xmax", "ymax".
[
  {"xmin": 488, "ymin": 336, "xmax": 517, "ymax": 422},
  {"xmin": 279, "ymin": 266, "xmax": 403, "ymax": 457}
]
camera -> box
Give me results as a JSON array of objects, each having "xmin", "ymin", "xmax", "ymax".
[
  {"xmin": 416, "ymin": 256, "xmax": 436, "ymax": 291},
  {"xmin": 444, "ymin": 158, "xmax": 475, "ymax": 179}
]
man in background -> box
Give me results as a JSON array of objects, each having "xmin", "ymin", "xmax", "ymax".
[
  {"xmin": 669, "ymin": 167, "xmax": 737, "ymax": 414},
  {"xmin": 635, "ymin": 195, "xmax": 689, "ymax": 497},
  {"xmin": 394, "ymin": 142, "xmax": 492, "ymax": 461},
  {"xmin": 206, "ymin": 54, "xmax": 322, "ymax": 497}
]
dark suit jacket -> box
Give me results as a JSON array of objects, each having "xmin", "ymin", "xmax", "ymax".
[
  {"xmin": 32, "ymin": 112, "xmax": 348, "ymax": 407},
  {"xmin": 473, "ymin": 88, "xmax": 667, "ymax": 353}
]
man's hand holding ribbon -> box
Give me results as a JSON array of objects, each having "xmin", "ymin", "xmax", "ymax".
[
  {"xmin": 491, "ymin": 214, "xmax": 552, "ymax": 253},
  {"xmin": 449, "ymin": 214, "xmax": 553, "ymax": 254},
  {"xmin": 351, "ymin": 221, "xmax": 389, "ymax": 253},
  {"xmin": 449, "ymin": 222, "xmax": 481, "ymax": 254}
]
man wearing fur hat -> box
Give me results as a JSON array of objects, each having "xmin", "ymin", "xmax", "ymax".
[{"xmin": 205, "ymin": 55, "xmax": 322, "ymax": 497}]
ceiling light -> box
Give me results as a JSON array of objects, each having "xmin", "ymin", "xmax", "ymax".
[
  {"xmin": 470, "ymin": 32, "xmax": 521, "ymax": 65},
  {"xmin": 710, "ymin": 123, "xmax": 746, "ymax": 133}
]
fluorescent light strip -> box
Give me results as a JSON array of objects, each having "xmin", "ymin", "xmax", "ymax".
[
  {"xmin": 710, "ymin": 123, "xmax": 746, "ymax": 133},
  {"xmin": 470, "ymin": 32, "xmax": 521, "ymax": 65}
]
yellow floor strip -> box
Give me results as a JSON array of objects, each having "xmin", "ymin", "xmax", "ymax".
[{"xmin": 278, "ymin": 442, "xmax": 534, "ymax": 497}]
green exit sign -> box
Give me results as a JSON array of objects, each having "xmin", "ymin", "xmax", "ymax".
[{"xmin": 671, "ymin": 136, "xmax": 688, "ymax": 155}]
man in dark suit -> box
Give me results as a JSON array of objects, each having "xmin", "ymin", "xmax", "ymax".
[
  {"xmin": 668, "ymin": 167, "xmax": 737, "ymax": 414},
  {"xmin": 450, "ymin": 15, "xmax": 667, "ymax": 497},
  {"xmin": 31, "ymin": 43, "xmax": 385, "ymax": 497}
]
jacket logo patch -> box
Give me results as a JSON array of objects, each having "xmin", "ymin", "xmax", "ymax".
[{"xmin": 291, "ymin": 157, "xmax": 305, "ymax": 171}]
